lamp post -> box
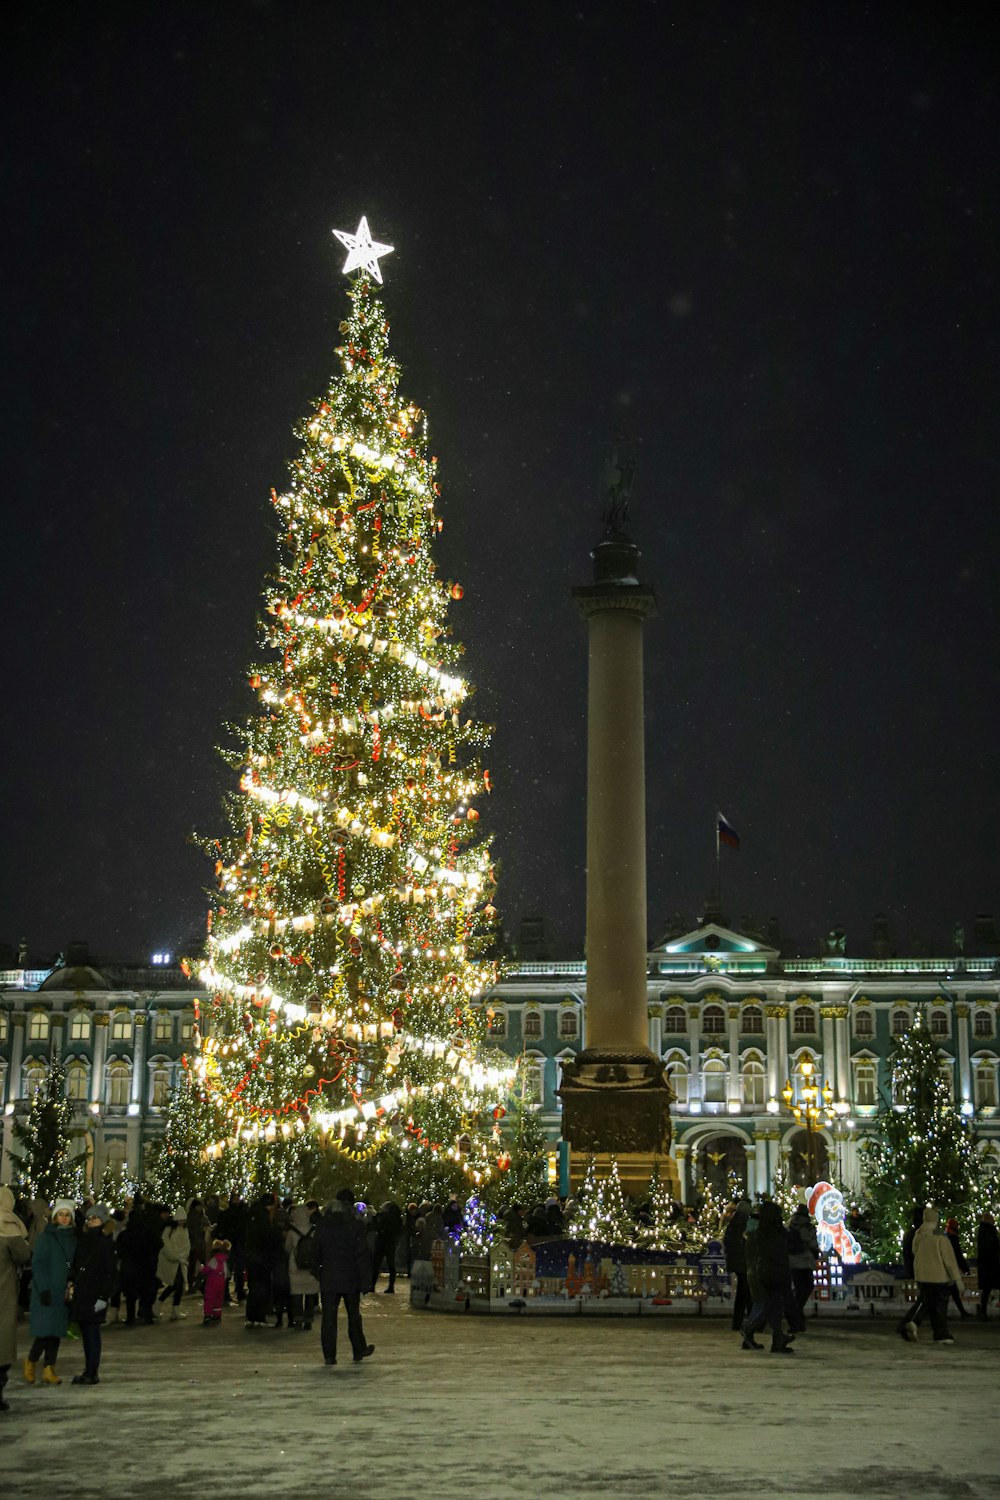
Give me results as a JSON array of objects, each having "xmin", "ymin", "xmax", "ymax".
[{"xmin": 782, "ymin": 1058, "xmax": 835, "ymax": 1183}]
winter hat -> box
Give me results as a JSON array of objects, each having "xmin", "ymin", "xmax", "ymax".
[
  {"xmin": 922, "ymin": 1207, "xmax": 940, "ymax": 1227},
  {"xmin": 51, "ymin": 1199, "xmax": 76, "ymax": 1219},
  {"xmin": 86, "ymin": 1203, "xmax": 111, "ymax": 1224},
  {"xmin": 806, "ymin": 1182, "xmax": 837, "ymax": 1221},
  {"xmin": 173, "ymin": 1206, "xmax": 188, "ymax": 1221}
]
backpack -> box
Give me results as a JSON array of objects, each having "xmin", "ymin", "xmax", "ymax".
[{"xmin": 294, "ymin": 1225, "xmax": 318, "ymax": 1273}]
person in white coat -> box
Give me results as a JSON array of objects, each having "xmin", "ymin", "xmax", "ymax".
[
  {"xmin": 156, "ymin": 1208, "xmax": 191, "ymax": 1320},
  {"xmin": 285, "ymin": 1202, "xmax": 320, "ymax": 1330},
  {"xmin": 905, "ymin": 1206, "xmax": 963, "ymax": 1344}
]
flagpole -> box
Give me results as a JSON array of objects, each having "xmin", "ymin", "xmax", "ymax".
[{"xmin": 715, "ymin": 813, "xmax": 721, "ymax": 912}]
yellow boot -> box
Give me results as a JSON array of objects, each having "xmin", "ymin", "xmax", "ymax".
[
  {"xmin": 23, "ymin": 1358, "xmax": 36, "ymax": 1384},
  {"xmin": 42, "ymin": 1365, "xmax": 62, "ymax": 1385}
]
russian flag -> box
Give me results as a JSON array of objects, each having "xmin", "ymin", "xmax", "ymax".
[{"xmin": 717, "ymin": 812, "xmax": 741, "ymax": 851}]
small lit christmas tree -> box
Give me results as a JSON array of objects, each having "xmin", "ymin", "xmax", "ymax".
[
  {"xmin": 189, "ymin": 220, "xmax": 513, "ymax": 1193},
  {"xmin": 862, "ymin": 1010, "xmax": 988, "ymax": 1260},
  {"xmin": 642, "ymin": 1164, "xmax": 684, "ymax": 1251},
  {"xmin": 567, "ymin": 1156, "xmax": 635, "ymax": 1244},
  {"xmin": 11, "ymin": 1053, "xmax": 87, "ymax": 1202},
  {"xmin": 488, "ymin": 1061, "xmax": 550, "ymax": 1211}
]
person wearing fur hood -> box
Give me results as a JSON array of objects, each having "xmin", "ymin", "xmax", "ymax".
[
  {"xmin": 0, "ymin": 1187, "xmax": 31, "ymax": 1412},
  {"xmin": 155, "ymin": 1208, "xmax": 190, "ymax": 1320},
  {"xmin": 906, "ymin": 1206, "xmax": 964, "ymax": 1344}
]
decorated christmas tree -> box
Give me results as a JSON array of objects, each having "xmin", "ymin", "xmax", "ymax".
[
  {"xmin": 189, "ymin": 219, "xmax": 512, "ymax": 1199},
  {"xmin": 861, "ymin": 1010, "xmax": 988, "ymax": 1259},
  {"xmin": 567, "ymin": 1156, "xmax": 635, "ymax": 1244},
  {"xmin": 11, "ymin": 1052, "xmax": 87, "ymax": 1202},
  {"xmin": 487, "ymin": 1058, "xmax": 550, "ymax": 1211},
  {"xmin": 641, "ymin": 1163, "xmax": 685, "ymax": 1251}
]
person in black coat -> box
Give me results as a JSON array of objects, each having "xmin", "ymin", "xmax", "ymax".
[
  {"xmin": 723, "ymin": 1198, "xmax": 752, "ymax": 1332},
  {"xmin": 370, "ymin": 1200, "xmax": 403, "ymax": 1294},
  {"xmin": 945, "ymin": 1218, "xmax": 971, "ymax": 1319},
  {"xmin": 215, "ymin": 1191, "xmax": 248, "ymax": 1304},
  {"xmin": 315, "ymin": 1189, "xmax": 374, "ymax": 1366},
  {"xmin": 69, "ymin": 1205, "xmax": 116, "ymax": 1384},
  {"xmin": 976, "ymin": 1213, "xmax": 1000, "ymax": 1319},
  {"xmin": 742, "ymin": 1200, "xmax": 793, "ymax": 1354},
  {"xmin": 116, "ymin": 1206, "xmax": 159, "ymax": 1325},
  {"xmin": 244, "ymin": 1192, "xmax": 282, "ymax": 1328}
]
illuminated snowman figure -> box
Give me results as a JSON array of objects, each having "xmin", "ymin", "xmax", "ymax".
[{"xmin": 806, "ymin": 1181, "xmax": 862, "ymax": 1265}]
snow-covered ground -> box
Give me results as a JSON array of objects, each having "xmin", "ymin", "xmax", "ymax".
[{"xmin": 7, "ymin": 1290, "xmax": 999, "ymax": 1499}]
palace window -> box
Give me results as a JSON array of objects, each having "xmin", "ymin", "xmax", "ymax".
[
  {"xmin": 974, "ymin": 1062, "xmax": 998, "ymax": 1109},
  {"xmin": 110, "ymin": 1010, "xmax": 132, "ymax": 1041},
  {"xmin": 523, "ymin": 1010, "xmax": 542, "ymax": 1040},
  {"xmin": 854, "ymin": 1010, "xmax": 873, "ymax": 1038},
  {"xmin": 22, "ymin": 1060, "xmax": 47, "ymax": 1097},
  {"xmin": 153, "ymin": 1010, "xmax": 173, "ymax": 1043},
  {"xmin": 0, "ymin": 1012, "xmax": 7, "ymax": 1043},
  {"xmin": 559, "ymin": 1009, "xmax": 579, "ymax": 1040},
  {"xmin": 107, "ymin": 1061, "xmax": 132, "ymax": 1108},
  {"xmin": 150, "ymin": 1065, "xmax": 171, "ymax": 1108},
  {"xmin": 69, "ymin": 1009, "xmax": 91, "ymax": 1042},
  {"xmin": 854, "ymin": 1061, "xmax": 877, "ymax": 1108},
  {"xmin": 741, "ymin": 1006, "xmax": 764, "ymax": 1035},
  {"xmin": 974, "ymin": 1011, "xmax": 994, "ymax": 1039},
  {"xmin": 65, "ymin": 1060, "xmax": 89, "ymax": 1101},
  {"xmin": 703, "ymin": 1059, "xmax": 727, "ymax": 1103},
  {"xmin": 741, "ymin": 1059, "xmax": 766, "ymax": 1108},
  {"xmin": 666, "ymin": 1060, "xmax": 689, "ymax": 1106},
  {"xmin": 179, "ymin": 1010, "xmax": 196, "ymax": 1041},
  {"xmin": 27, "ymin": 1010, "xmax": 50, "ymax": 1042},
  {"xmin": 522, "ymin": 1057, "xmax": 544, "ymax": 1108},
  {"xmin": 929, "ymin": 1010, "xmax": 949, "ymax": 1038},
  {"xmin": 793, "ymin": 1006, "xmax": 817, "ymax": 1035},
  {"xmin": 703, "ymin": 1004, "xmax": 725, "ymax": 1035},
  {"xmin": 891, "ymin": 1008, "xmax": 909, "ymax": 1037},
  {"xmin": 487, "ymin": 1009, "xmax": 507, "ymax": 1039},
  {"xmin": 663, "ymin": 1006, "xmax": 687, "ymax": 1034}
]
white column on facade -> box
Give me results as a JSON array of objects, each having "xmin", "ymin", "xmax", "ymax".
[
  {"xmin": 674, "ymin": 1143, "xmax": 689, "ymax": 1204},
  {"xmin": 91, "ymin": 1014, "xmax": 109, "ymax": 1105},
  {"xmin": 821, "ymin": 1008, "xmax": 836, "ymax": 1092},
  {"xmin": 765, "ymin": 1009, "xmax": 779, "ymax": 1099},
  {"xmin": 727, "ymin": 1007, "xmax": 741, "ymax": 1105},
  {"xmin": 776, "ymin": 1007, "xmax": 789, "ymax": 1090},
  {"xmin": 835, "ymin": 1010, "xmax": 850, "ymax": 1101},
  {"xmin": 9, "ymin": 1013, "xmax": 25, "ymax": 1099},
  {"xmin": 956, "ymin": 1004, "xmax": 972, "ymax": 1105},
  {"xmin": 130, "ymin": 1010, "xmax": 147, "ymax": 1106},
  {"xmin": 648, "ymin": 1006, "xmax": 662, "ymax": 1057},
  {"xmin": 743, "ymin": 1142, "xmax": 758, "ymax": 1196},
  {"xmin": 686, "ymin": 1008, "xmax": 702, "ymax": 1104}
]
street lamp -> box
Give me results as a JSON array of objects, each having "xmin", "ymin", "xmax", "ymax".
[{"xmin": 782, "ymin": 1058, "xmax": 835, "ymax": 1183}]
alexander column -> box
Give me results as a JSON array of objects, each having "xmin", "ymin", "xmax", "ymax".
[{"xmin": 558, "ymin": 469, "xmax": 674, "ymax": 1196}]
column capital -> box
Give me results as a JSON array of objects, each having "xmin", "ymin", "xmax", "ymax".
[
  {"xmin": 956, "ymin": 1004, "xmax": 970, "ymax": 1019},
  {"xmin": 765, "ymin": 1005, "xmax": 788, "ymax": 1019},
  {"xmin": 95, "ymin": 1013, "xmax": 110, "ymax": 1029},
  {"xmin": 727, "ymin": 1007, "xmax": 740, "ymax": 1021},
  {"xmin": 820, "ymin": 1005, "xmax": 849, "ymax": 1019},
  {"xmin": 687, "ymin": 1006, "xmax": 701, "ymax": 1021}
]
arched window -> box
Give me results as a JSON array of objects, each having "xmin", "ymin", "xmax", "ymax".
[
  {"xmin": 702, "ymin": 1004, "xmax": 725, "ymax": 1035},
  {"xmin": 703, "ymin": 1058, "xmax": 727, "ymax": 1103},
  {"xmin": 65, "ymin": 1059, "xmax": 89, "ymax": 1101},
  {"xmin": 854, "ymin": 1060, "xmax": 877, "ymax": 1107},
  {"xmin": 22, "ymin": 1059, "xmax": 46, "ymax": 1097},
  {"xmin": 974, "ymin": 1061, "xmax": 998, "ymax": 1109},
  {"xmin": 104, "ymin": 1138, "xmax": 127, "ymax": 1178},
  {"xmin": 854, "ymin": 1010, "xmax": 873, "ymax": 1038},
  {"xmin": 891, "ymin": 1008, "xmax": 909, "ymax": 1037},
  {"xmin": 741, "ymin": 1005, "xmax": 763, "ymax": 1035},
  {"xmin": 974, "ymin": 1010, "xmax": 994, "ymax": 1039},
  {"xmin": 523, "ymin": 1010, "xmax": 542, "ymax": 1040},
  {"xmin": 741, "ymin": 1058, "xmax": 766, "ymax": 1108},
  {"xmin": 929, "ymin": 1009, "xmax": 949, "ymax": 1038},
  {"xmin": 666, "ymin": 1058, "xmax": 688, "ymax": 1106},
  {"xmin": 522, "ymin": 1056, "xmax": 545, "ymax": 1109},
  {"xmin": 153, "ymin": 1010, "xmax": 173, "ymax": 1043},
  {"xmin": 0, "ymin": 1011, "xmax": 7, "ymax": 1043},
  {"xmin": 559, "ymin": 1008, "xmax": 579, "ymax": 1040},
  {"xmin": 27, "ymin": 1010, "xmax": 50, "ymax": 1042},
  {"xmin": 106, "ymin": 1060, "xmax": 132, "ymax": 1108},
  {"xmin": 69, "ymin": 1009, "xmax": 91, "ymax": 1042},
  {"xmin": 487, "ymin": 1008, "xmax": 507, "ymax": 1039},
  {"xmin": 110, "ymin": 1009, "xmax": 132, "ymax": 1041},
  {"xmin": 179, "ymin": 1009, "xmax": 196, "ymax": 1041},
  {"xmin": 150, "ymin": 1065, "xmax": 171, "ymax": 1109},
  {"xmin": 663, "ymin": 1006, "xmax": 687, "ymax": 1034},
  {"xmin": 793, "ymin": 1006, "xmax": 817, "ymax": 1035}
]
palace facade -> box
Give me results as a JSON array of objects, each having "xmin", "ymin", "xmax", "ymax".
[{"xmin": 2, "ymin": 922, "xmax": 999, "ymax": 1197}]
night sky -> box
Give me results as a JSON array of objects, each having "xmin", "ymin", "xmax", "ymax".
[{"xmin": 3, "ymin": 3, "xmax": 997, "ymax": 966}]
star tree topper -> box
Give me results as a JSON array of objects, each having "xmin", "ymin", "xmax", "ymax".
[{"xmin": 332, "ymin": 216, "xmax": 394, "ymax": 283}]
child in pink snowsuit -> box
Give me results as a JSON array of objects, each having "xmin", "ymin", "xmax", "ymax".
[{"xmin": 202, "ymin": 1238, "xmax": 230, "ymax": 1325}]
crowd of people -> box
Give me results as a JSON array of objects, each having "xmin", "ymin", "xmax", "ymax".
[
  {"xmin": 2, "ymin": 1182, "xmax": 998, "ymax": 1409},
  {"xmin": 721, "ymin": 1196, "xmax": 1000, "ymax": 1353}
]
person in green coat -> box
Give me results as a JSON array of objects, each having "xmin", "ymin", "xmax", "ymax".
[{"xmin": 25, "ymin": 1200, "xmax": 77, "ymax": 1386}]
